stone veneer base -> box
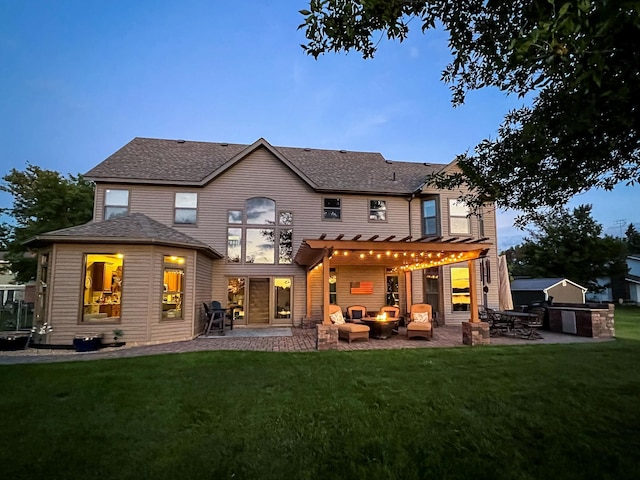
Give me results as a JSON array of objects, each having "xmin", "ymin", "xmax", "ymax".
[
  {"xmin": 462, "ymin": 321, "xmax": 490, "ymax": 346},
  {"xmin": 316, "ymin": 324, "xmax": 339, "ymax": 350}
]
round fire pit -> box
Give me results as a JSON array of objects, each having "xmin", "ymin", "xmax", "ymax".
[{"xmin": 360, "ymin": 318, "xmax": 400, "ymax": 339}]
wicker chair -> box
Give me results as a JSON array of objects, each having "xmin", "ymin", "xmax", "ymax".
[
  {"xmin": 407, "ymin": 303, "xmax": 433, "ymax": 340},
  {"xmin": 329, "ymin": 304, "xmax": 369, "ymax": 343},
  {"xmin": 346, "ymin": 305, "xmax": 367, "ymax": 322},
  {"xmin": 378, "ymin": 305, "xmax": 400, "ymax": 320}
]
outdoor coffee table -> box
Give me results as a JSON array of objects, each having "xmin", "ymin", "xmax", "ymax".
[{"xmin": 360, "ymin": 317, "xmax": 400, "ymax": 339}]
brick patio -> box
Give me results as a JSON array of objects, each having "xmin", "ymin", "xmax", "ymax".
[{"xmin": 1, "ymin": 324, "xmax": 613, "ymax": 365}]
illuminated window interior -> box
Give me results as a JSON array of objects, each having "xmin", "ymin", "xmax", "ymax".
[
  {"xmin": 163, "ymin": 256, "xmax": 185, "ymax": 319},
  {"xmin": 83, "ymin": 253, "xmax": 123, "ymax": 321}
]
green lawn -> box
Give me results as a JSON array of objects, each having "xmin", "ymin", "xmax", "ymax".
[{"xmin": 1, "ymin": 307, "xmax": 639, "ymax": 480}]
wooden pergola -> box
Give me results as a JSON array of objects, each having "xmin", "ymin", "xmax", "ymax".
[{"xmin": 293, "ymin": 234, "xmax": 492, "ymax": 325}]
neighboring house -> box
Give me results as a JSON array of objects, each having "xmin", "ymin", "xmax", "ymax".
[
  {"xmin": 24, "ymin": 137, "xmax": 499, "ymax": 346},
  {"xmin": 627, "ymin": 256, "xmax": 640, "ymax": 303},
  {"xmin": 511, "ymin": 277, "xmax": 587, "ymax": 306},
  {"xmin": 0, "ymin": 251, "xmax": 25, "ymax": 307},
  {"xmin": 586, "ymin": 256, "xmax": 639, "ymax": 304}
]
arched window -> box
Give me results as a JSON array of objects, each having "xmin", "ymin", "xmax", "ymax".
[{"xmin": 246, "ymin": 197, "xmax": 276, "ymax": 225}]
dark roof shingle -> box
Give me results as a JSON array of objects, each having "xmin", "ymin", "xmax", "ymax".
[
  {"xmin": 84, "ymin": 137, "xmax": 446, "ymax": 194},
  {"xmin": 24, "ymin": 213, "xmax": 221, "ymax": 258}
]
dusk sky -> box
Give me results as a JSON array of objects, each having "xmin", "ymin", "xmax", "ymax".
[{"xmin": 1, "ymin": 0, "xmax": 637, "ymax": 251}]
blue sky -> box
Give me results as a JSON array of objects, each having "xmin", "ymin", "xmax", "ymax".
[{"xmin": 1, "ymin": 0, "xmax": 637, "ymax": 250}]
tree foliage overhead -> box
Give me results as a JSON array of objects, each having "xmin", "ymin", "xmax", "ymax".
[
  {"xmin": 502, "ymin": 205, "xmax": 628, "ymax": 291},
  {"xmin": 299, "ymin": 1, "xmax": 640, "ymax": 223},
  {"xmin": 0, "ymin": 164, "xmax": 95, "ymax": 282}
]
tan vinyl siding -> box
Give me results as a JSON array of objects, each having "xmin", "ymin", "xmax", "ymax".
[
  {"xmin": 45, "ymin": 244, "xmax": 199, "ymax": 345},
  {"xmin": 149, "ymin": 247, "xmax": 195, "ymax": 343},
  {"xmin": 194, "ymin": 252, "xmax": 214, "ymax": 335},
  {"xmin": 87, "ymin": 148, "xmax": 501, "ymax": 331}
]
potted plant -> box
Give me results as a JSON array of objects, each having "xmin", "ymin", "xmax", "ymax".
[
  {"xmin": 73, "ymin": 333, "xmax": 103, "ymax": 352},
  {"xmin": 101, "ymin": 328, "xmax": 125, "ymax": 347}
]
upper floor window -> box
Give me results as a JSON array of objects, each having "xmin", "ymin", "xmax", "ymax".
[
  {"xmin": 174, "ymin": 193, "xmax": 198, "ymax": 224},
  {"xmin": 369, "ymin": 200, "xmax": 387, "ymax": 221},
  {"xmin": 323, "ymin": 198, "xmax": 341, "ymax": 220},
  {"xmin": 247, "ymin": 198, "xmax": 276, "ymax": 225},
  {"xmin": 227, "ymin": 198, "xmax": 292, "ymax": 264},
  {"xmin": 104, "ymin": 189, "xmax": 129, "ymax": 220},
  {"xmin": 422, "ymin": 198, "xmax": 439, "ymax": 236},
  {"xmin": 449, "ymin": 199, "xmax": 471, "ymax": 235}
]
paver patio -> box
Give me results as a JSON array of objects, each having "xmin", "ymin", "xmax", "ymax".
[{"xmin": 0, "ymin": 325, "xmax": 611, "ymax": 365}]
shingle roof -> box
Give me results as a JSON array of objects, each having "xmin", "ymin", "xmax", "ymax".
[
  {"xmin": 511, "ymin": 278, "xmax": 587, "ymax": 291},
  {"xmin": 84, "ymin": 137, "xmax": 446, "ymax": 195},
  {"xmin": 23, "ymin": 213, "xmax": 221, "ymax": 258}
]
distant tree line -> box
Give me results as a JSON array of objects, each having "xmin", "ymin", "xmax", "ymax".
[{"xmin": 502, "ymin": 205, "xmax": 636, "ymax": 298}]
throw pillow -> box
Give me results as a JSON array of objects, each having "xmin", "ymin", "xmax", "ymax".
[
  {"xmin": 330, "ymin": 310, "xmax": 345, "ymax": 325},
  {"xmin": 351, "ymin": 309, "xmax": 363, "ymax": 320},
  {"xmin": 413, "ymin": 312, "xmax": 431, "ymax": 323}
]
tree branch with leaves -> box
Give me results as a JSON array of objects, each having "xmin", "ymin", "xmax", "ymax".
[{"xmin": 300, "ymin": 1, "xmax": 640, "ymax": 223}]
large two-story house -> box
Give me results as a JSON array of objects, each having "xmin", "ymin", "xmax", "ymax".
[{"xmin": 25, "ymin": 137, "xmax": 498, "ymax": 345}]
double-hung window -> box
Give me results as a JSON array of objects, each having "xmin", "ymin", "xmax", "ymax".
[
  {"xmin": 369, "ymin": 200, "xmax": 387, "ymax": 221},
  {"xmin": 449, "ymin": 199, "xmax": 471, "ymax": 235},
  {"xmin": 174, "ymin": 193, "xmax": 198, "ymax": 224},
  {"xmin": 104, "ymin": 189, "xmax": 129, "ymax": 220},
  {"xmin": 323, "ymin": 198, "xmax": 341, "ymax": 220},
  {"xmin": 422, "ymin": 197, "xmax": 439, "ymax": 236}
]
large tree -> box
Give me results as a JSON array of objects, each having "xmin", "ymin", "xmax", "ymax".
[
  {"xmin": 0, "ymin": 164, "xmax": 94, "ymax": 282},
  {"xmin": 300, "ymin": 1, "xmax": 640, "ymax": 224},
  {"xmin": 625, "ymin": 223, "xmax": 640, "ymax": 255},
  {"xmin": 502, "ymin": 205, "xmax": 628, "ymax": 291}
]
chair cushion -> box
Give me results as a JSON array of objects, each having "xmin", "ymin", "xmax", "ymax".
[
  {"xmin": 407, "ymin": 322, "xmax": 431, "ymax": 331},
  {"xmin": 351, "ymin": 309, "xmax": 363, "ymax": 320},
  {"xmin": 413, "ymin": 312, "xmax": 431, "ymax": 323},
  {"xmin": 338, "ymin": 324, "xmax": 369, "ymax": 333},
  {"xmin": 330, "ymin": 310, "xmax": 345, "ymax": 325}
]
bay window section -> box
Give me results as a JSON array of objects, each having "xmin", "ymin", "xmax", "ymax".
[
  {"xmin": 228, "ymin": 210, "xmax": 242, "ymax": 224},
  {"xmin": 451, "ymin": 266, "xmax": 470, "ymax": 312},
  {"xmin": 163, "ymin": 256, "xmax": 184, "ymax": 319},
  {"xmin": 174, "ymin": 193, "xmax": 197, "ymax": 224},
  {"xmin": 104, "ymin": 189, "xmax": 129, "ymax": 220},
  {"xmin": 274, "ymin": 277, "xmax": 292, "ymax": 319}
]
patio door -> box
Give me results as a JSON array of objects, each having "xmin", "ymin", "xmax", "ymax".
[{"xmin": 248, "ymin": 278, "xmax": 270, "ymax": 325}]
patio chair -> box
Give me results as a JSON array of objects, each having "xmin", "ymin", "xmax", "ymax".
[
  {"xmin": 346, "ymin": 305, "xmax": 367, "ymax": 323},
  {"xmin": 329, "ymin": 304, "xmax": 369, "ymax": 343},
  {"xmin": 407, "ymin": 303, "xmax": 433, "ymax": 340},
  {"xmin": 378, "ymin": 305, "xmax": 400, "ymax": 320},
  {"xmin": 203, "ymin": 301, "xmax": 227, "ymax": 336}
]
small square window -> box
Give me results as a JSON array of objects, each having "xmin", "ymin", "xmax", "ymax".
[
  {"xmin": 228, "ymin": 210, "xmax": 243, "ymax": 224},
  {"xmin": 369, "ymin": 200, "xmax": 387, "ymax": 221},
  {"xmin": 323, "ymin": 198, "xmax": 341, "ymax": 220}
]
